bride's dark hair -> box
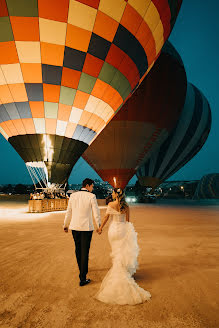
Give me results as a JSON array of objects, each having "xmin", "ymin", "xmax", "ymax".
[{"xmin": 113, "ymin": 188, "xmax": 128, "ymax": 213}]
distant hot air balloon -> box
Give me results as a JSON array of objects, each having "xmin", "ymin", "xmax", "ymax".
[
  {"xmin": 83, "ymin": 42, "xmax": 187, "ymax": 188},
  {"xmin": 0, "ymin": 0, "xmax": 183, "ymax": 188},
  {"xmin": 193, "ymin": 174, "xmax": 219, "ymax": 199},
  {"xmin": 137, "ymin": 83, "xmax": 212, "ymax": 189}
]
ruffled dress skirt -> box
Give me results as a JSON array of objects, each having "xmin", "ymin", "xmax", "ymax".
[{"xmin": 95, "ymin": 221, "xmax": 151, "ymax": 305}]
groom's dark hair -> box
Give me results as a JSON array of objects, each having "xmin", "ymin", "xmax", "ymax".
[{"xmin": 82, "ymin": 178, "xmax": 94, "ymax": 187}]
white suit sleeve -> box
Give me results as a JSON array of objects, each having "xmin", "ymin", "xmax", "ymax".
[
  {"xmin": 63, "ymin": 196, "xmax": 72, "ymax": 228},
  {"xmin": 91, "ymin": 195, "xmax": 101, "ymax": 228}
]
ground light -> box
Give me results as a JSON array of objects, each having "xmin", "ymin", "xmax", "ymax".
[{"xmin": 126, "ymin": 197, "xmax": 137, "ymax": 203}]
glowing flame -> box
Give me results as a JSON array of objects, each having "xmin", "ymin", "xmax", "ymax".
[
  {"xmin": 42, "ymin": 134, "xmax": 54, "ymax": 162},
  {"xmin": 113, "ymin": 177, "xmax": 117, "ymax": 187}
]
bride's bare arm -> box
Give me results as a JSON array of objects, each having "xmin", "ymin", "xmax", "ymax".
[
  {"xmin": 126, "ymin": 206, "xmax": 130, "ymax": 222},
  {"xmin": 98, "ymin": 214, "xmax": 110, "ymax": 233}
]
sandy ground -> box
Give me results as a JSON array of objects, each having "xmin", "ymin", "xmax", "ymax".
[{"xmin": 0, "ymin": 200, "xmax": 219, "ymax": 328}]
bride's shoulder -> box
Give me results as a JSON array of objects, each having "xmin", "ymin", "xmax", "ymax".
[
  {"xmin": 107, "ymin": 202, "xmax": 117, "ymax": 211},
  {"xmin": 107, "ymin": 202, "xmax": 120, "ymax": 213},
  {"xmin": 108, "ymin": 201, "xmax": 115, "ymax": 208}
]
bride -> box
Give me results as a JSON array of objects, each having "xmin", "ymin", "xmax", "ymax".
[{"xmin": 95, "ymin": 188, "xmax": 151, "ymax": 305}]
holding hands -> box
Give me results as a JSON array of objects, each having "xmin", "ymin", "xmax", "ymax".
[
  {"xmin": 96, "ymin": 213, "xmax": 110, "ymax": 235},
  {"xmin": 96, "ymin": 227, "xmax": 102, "ymax": 234}
]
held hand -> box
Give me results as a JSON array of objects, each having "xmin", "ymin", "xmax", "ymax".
[
  {"xmin": 64, "ymin": 227, "xmax": 68, "ymax": 233},
  {"xmin": 96, "ymin": 228, "xmax": 102, "ymax": 234}
]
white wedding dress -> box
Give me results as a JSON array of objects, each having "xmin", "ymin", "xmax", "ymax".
[{"xmin": 95, "ymin": 206, "xmax": 151, "ymax": 305}]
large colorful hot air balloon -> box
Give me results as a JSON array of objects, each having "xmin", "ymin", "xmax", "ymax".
[
  {"xmin": 83, "ymin": 42, "xmax": 187, "ymax": 189},
  {"xmin": 0, "ymin": 0, "xmax": 183, "ymax": 187},
  {"xmin": 137, "ymin": 83, "xmax": 212, "ymax": 189}
]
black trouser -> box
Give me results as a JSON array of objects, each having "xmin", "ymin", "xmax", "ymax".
[{"xmin": 71, "ymin": 230, "xmax": 93, "ymax": 281}]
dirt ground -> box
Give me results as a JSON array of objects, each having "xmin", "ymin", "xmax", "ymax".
[{"xmin": 0, "ymin": 202, "xmax": 219, "ymax": 328}]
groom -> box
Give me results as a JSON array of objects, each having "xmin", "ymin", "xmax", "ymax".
[{"xmin": 63, "ymin": 178, "xmax": 101, "ymax": 286}]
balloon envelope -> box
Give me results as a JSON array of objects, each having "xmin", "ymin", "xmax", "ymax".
[
  {"xmin": 0, "ymin": 0, "xmax": 183, "ymax": 185},
  {"xmin": 137, "ymin": 83, "xmax": 212, "ymax": 189},
  {"xmin": 83, "ymin": 42, "xmax": 187, "ymax": 188},
  {"xmin": 193, "ymin": 174, "xmax": 219, "ymax": 199}
]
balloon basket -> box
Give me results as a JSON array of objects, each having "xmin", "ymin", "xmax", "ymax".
[{"xmin": 28, "ymin": 199, "xmax": 69, "ymax": 213}]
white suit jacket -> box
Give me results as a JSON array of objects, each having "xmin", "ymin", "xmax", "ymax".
[{"xmin": 63, "ymin": 189, "xmax": 101, "ymax": 231}]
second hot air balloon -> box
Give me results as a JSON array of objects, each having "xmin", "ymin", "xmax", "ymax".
[{"xmin": 83, "ymin": 42, "xmax": 187, "ymax": 188}]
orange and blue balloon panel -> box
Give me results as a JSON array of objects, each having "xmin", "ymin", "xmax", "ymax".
[{"xmin": 0, "ymin": 0, "xmax": 183, "ymax": 184}]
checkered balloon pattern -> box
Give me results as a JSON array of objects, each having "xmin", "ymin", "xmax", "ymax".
[{"xmin": 0, "ymin": 0, "xmax": 182, "ymax": 183}]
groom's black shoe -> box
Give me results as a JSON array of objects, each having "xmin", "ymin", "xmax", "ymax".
[{"xmin": 79, "ymin": 279, "xmax": 91, "ymax": 287}]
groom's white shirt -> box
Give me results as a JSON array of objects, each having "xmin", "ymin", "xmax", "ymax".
[{"xmin": 63, "ymin": 188, "xmax": 101, "ymax": 231}]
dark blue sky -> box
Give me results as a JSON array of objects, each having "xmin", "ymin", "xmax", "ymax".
[{"xmin": 0, "ymin": 0, "xmax": 218, "ymax": 185}]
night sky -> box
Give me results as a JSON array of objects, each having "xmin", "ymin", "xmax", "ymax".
[{"xmin": 0, "ymin": 0, "xmax": 218, "ymax": 185}]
